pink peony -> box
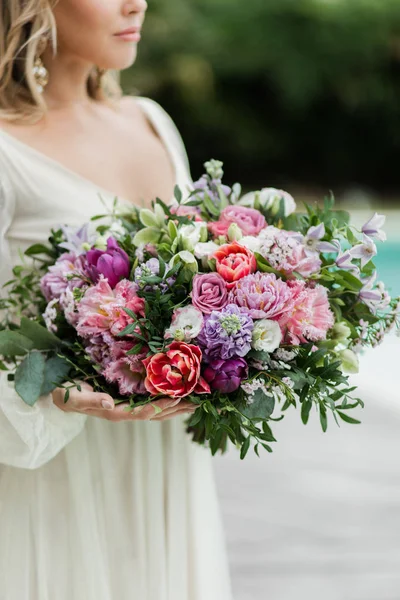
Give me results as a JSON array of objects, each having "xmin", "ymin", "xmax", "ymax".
[
  {"xmin": 278, "ymin": 281, "xmax": 335, "ymax": 345},
  {"xmin": 76, "ymin": 277, "xmax": 145, "ymax": 339},
  {"xmin": 219, "ymin": 205, "xmax": 266, "ymax": 236},
  {"xmin": 213, "ymin": 242, "xmax": 257, "ymax": 289},
  {"xmin": 103, "ymin": 347, "xmax": 148, "ymax": 396},
  {"xmin": 191, "ymin": 273, "xmax": 229, "ymax": 314},
  {"xmin": 258, "ymin": 227, "xmax": 321, "ymax": 278},
  {"xmin": 229, "ymin": 272, "xmax": 294, "ymax": 320}
]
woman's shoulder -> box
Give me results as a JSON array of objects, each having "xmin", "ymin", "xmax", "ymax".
[
  {"xmin": 119, "ymin": 95, "xmax": 176, "ymax": 129},
  {"xmin": 120, "ymin": 95, "xmax": 190, "ymax": 171}
]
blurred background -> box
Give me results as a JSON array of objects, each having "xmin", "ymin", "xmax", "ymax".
[{"xmin": 123, "ymin": 1, "xmax": 400, "ymax": 598}]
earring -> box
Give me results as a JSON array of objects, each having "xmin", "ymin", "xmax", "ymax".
[
  {"xmin": 96, "ymin": 66, "xmax": 107, "ymax": 90},
  {"xmin": 33, "ymin": 35, "xmax": 49, "ymax": 94}
]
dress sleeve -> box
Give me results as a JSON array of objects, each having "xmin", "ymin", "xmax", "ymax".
[{"xmin": 0, "ymin": 165, "xmax": 88, "ymax": 470}]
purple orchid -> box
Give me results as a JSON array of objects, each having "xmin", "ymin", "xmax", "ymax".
[{"xmin": 86, "ymin": 237, "xmax": 130, "ymax": 288}]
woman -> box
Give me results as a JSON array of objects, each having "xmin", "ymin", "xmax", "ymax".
[{"xmin": 0, "ymin": 1, "xmax": 233, "ymax": 598}]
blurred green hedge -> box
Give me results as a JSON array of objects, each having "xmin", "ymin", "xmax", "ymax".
[{"xmin": 122, "ymin": 0, "xmax": 400, "ymax": 195}]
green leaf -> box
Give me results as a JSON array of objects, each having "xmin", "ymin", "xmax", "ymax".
[
  {"xmin": 20, "ymin": 317, "xmax": 62, "ymax": 350},
  {"xmin": 15, "ymin": 351, "xmax": 46, "ymax": 406},
  {"xmin": 319, "ymin": 404, "xmax": 328, "ymax": 432},
  {"xmin": 152, "ymin": 404, "xmax": 163, "ymax": 416},
  {"xmin": 254, "ymin": 253, "xmax": 285, "ymax": 278},
  {"xmin": 261, "ymin": 420, "xmax": 277, "ymax": 442},
  {"xmin": 240, "ymin": 436, "xmax": 251, "ymax": 460},
  {"xmin": 242, "ymin": 388, "xmax": 275, "ymax": 421},
  {"xmin": 139, "ymin": 209, "xmax": 159, "ymax": 228},
  {"xmin": 132, "ymin": 227, "xmax": 161, "ymax": 247},
  {"xmin": 174, "ymin": 185, "xmax": 183, "ymax": 204},
  {"xmin": 0, "ymin": 330, "xmax": 34, "ymax": 357},
  {"xmin": 168, "ymin": 219, "xmax": 178, "ymax": 241},
  {"xmin": 188, "ymin": 408, "xmax": 203, "ymax": 427},
  {"xmin": 40, "ymin": 356, "xmax": 71, "ymax": 395},
  {"xmin": 24, "ymin": 243, "xmax": 56, "ymax": 258},
  {"xmin": 337, "ymin": 270, "xmax": 363, "ymax": 291},
  {"xmin": 301, "ymin": 399, "xmax": 312, "ymax": 424},
  {"xmin": 336, "ymin": 410, "xmax": 361, "ymax": 425},
  {"xmin": 203, "ymin": 192, "xmax": 220, "ymax": 217}
]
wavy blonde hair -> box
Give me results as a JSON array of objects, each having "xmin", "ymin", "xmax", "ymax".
[{"xmin": 0, "ymin": 0, "xmax": 123, "ymax": 124}]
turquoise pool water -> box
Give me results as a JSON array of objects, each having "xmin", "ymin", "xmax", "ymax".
[{"xmin": 374, "ymin": 241, "xmax": 400, "ymax": 297}]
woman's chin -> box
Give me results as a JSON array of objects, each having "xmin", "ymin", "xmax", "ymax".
[{"xmin": 106, "ymin": 50, "xmax": 138, "ymax": 71}]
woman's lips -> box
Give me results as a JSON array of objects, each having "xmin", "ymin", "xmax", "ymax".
[{"xmin": 114, "ymin": 31, "xmax": 141, "ymax": 42}]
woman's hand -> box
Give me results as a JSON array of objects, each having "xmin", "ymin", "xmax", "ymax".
[{"xmin": 52, "ymin": 383, "xmax": 197, "ymax": 422}]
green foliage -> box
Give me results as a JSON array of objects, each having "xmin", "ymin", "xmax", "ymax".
[{"xmin": 125, "ymin": 0, "xmax": 400, "ymax": 192}]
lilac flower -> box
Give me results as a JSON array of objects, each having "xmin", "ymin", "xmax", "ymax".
[
  {"xmin": 86, "ymin": 237, "xmax": 130, "ymax": 289},
  {"xmin": 361, "ymin": 213, "xmax": 386, "ymax": 242},
  {"xmin": 197, "ymin": 304, "xmax": 254, "ymax": 362},
  {"xmin": 203, "ymin": 358, "xmax": 248, "ymax": 393},
  {"xmin": 192, "ymin": 174, "xmax": 231, "ymax": 205},
  {"xmin": 349, "ymin": 234, "xmax": 377, "ymax": 269},
  {"xmin": 59, "ymin": 223, "xmax": 97, "ymax": 256},
  {"xmin": 134, "ymin": 258, "xmax": 175, "ymax": 292}
]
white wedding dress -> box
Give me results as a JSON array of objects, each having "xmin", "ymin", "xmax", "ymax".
[{"xmin": 0, "ymin": 97, "xmax": 234, "ymax": 600}]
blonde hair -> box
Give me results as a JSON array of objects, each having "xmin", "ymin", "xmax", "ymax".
[{"xmin": 0, "ymin": 0, "xmax": 123, "ymax": 124}]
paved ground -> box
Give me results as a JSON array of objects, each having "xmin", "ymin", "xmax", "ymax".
[{"xmin": 214, "ymin": 334, "xmax": 400, "ymax": 600}]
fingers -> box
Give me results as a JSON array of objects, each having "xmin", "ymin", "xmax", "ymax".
[
  {"xmin": 52, "ymin": 385, "xmax": 115, "ymax": 413},
  {"xmin": 149, "ymin": 401, "xmax": 197, "ymax": 421}
]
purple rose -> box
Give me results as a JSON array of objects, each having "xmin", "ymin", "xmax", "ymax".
[
  {"xmin": 192, "ymin": 273, "xmax": 229, "ymax": 315},
  {"xmin": 86, "ymin": 237, "xmax": 130, "ymax": 289},
  {"xmin": 203, "ymin": 358, "xmax": 248, "ymax": 393}
]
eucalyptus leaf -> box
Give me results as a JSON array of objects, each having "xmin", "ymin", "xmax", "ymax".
[
  {"xmin": 20, "ymin": 317, "xmax": 62, "ymax": 350},
  {"xmin": 242, "ymin": 388, "xmax": 275, "ymax": 421},
  {"xmin": 40, "ymin": 356, "xmax": 71, "ymax": 395},
  {"xmin": 0, "ymin": 331, "xmax": 34, "ymax": 357},
  {"xmin": 15, "ymin": 351, "xmax": 46, "ymax": 406}
]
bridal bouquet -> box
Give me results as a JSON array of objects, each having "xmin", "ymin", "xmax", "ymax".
[{"xmin": 1, "ymin": 160, "xmax": 398, "ymax": 458}]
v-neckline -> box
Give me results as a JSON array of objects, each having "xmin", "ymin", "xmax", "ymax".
[{"xmin": 0, "ymin": 96, "xmax": 179, "ymax": 208}]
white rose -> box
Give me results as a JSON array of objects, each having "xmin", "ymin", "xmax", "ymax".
[
  {"xmin": 179, "ymin": 222, "xmax": 208, "ymax": 252},
  {"xmin": 194, "ymin": 241, "xmax": 220, "ymax": 259},
  {"xmin": 165, "ymin": 305, "xmax": 204, "ymax": 342},
  {"xmin": 238, "ymin": 236, "xmax": 262, "ymax": 254},
  {"xmin": 251, "ymin": 319, "xmax": 282, "ymax": 352}
]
